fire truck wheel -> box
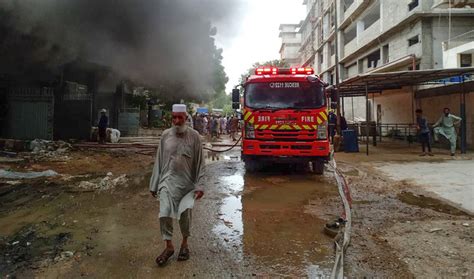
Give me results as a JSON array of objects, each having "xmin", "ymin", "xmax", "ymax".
[
  {"xmin": 312, "ymin": 160, "xmax": 325, "ymax": 175},
  {"xmin": 244, "ymin": 159, "xmax": 259, "ymax": 172}
]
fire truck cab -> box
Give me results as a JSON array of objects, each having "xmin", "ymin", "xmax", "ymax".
[{"xmin": 236, "ymin": 67, "xmax": 330, "ymax": 174}]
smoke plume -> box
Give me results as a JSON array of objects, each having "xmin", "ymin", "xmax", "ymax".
[{"xmin": 0, "ymin": 0, "xmax": 240, "ymax": 100}]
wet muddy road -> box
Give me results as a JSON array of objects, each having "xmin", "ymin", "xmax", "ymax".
[
  {"xmin": 0, "ymin": 149, "xmax": 340, "ymax": 278},
  {"xmin": 1, "ymin": 147, "xmax": 473, "ymax": 278}
]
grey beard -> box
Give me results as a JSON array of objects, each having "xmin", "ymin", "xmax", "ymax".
[{"xmin": 173, "ymin": 125, "xmax": 187, "ymax": 134}]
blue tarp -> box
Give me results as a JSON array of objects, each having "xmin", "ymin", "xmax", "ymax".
[{"xmin": 197, "ymin": 107, "xmax": 208, "ymax": 114}]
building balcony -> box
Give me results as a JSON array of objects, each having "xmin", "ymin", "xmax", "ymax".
[
  {"xmin": 344, "ymin": 38, "xmax": 358, "ymax": 58},
  {"xmin": 281, "ymin": 37, "xmax": 302, "ymax": 44},
  {"xmin": 341, "ymin": 0, "xmax": 370, "ymax": 27},
  {"xmin": 358, "ymin": 20, "xmax": 381, "ymax": 48}
]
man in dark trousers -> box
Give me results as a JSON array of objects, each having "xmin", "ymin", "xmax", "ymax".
[
  {"xmin": 416, "ymin": 109, "xmax": 433, "ymax": 156},
  {"xmin": 98, "ymin": 109, "xmax": 108, "ymax": 144}
]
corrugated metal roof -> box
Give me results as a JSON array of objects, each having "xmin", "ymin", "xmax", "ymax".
[{"xmin": 328, "ymin": 67, "xmax": 474, "ymax": 97}]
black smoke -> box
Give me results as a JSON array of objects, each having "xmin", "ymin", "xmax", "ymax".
[{"xmin": 0, "ymin": 0, "xmax": 240, "ymax": 99}]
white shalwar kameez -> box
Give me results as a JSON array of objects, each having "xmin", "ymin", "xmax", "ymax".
[{"xmin": 149, "ymin": 126, "xmax": 205, "ymax": 240}]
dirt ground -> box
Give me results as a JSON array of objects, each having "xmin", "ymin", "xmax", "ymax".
[{"xmin": 0, "ymin": 139, "xmax": 472, "ymax": 278}]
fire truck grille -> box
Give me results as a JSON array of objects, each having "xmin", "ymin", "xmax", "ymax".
[
  {"xmin": 260, "ymin": 145, "xmax": 312, "ymax": 150},
  {"xmin": 256, "ymin": 130, "xmax": 317, "ymax": 142}
]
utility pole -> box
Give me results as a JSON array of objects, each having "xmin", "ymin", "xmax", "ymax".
[{"xmin": 334, "ymin": 0, "xmax": 341, "ymax": 136}]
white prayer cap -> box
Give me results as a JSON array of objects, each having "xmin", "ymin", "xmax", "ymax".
[
  {"xmin": 101, "ymin": 108, "xmax": 107, "ymax": 113},
  {"xmin": 172, "ymin": 104, "xmax": 187, "ymax": 113}
]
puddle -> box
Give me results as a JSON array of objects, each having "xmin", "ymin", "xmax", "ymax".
[
  {"xmin": 397, "ymin": 191, "xmax": 471, "ymax": 216},
  {"xmin": 214, "ymin": 170, "xmax": 336, "ymax": 276},
  {"xmin": 205, "ymin": 151, "xmax": 241, "ymax": 164}
]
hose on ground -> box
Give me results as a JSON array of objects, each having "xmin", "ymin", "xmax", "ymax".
[
  {"xmin": 202, "ymin": 135, "xmax": 242, "ymax": 153},
  {"xmin": 329, "ymin": 155, "xmax": 353, "ymax": 279}
]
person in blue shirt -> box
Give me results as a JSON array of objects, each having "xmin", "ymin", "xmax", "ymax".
[
  {"xmin": 98, "ymin": 109, "xmax": 108, "ymax": 144},
  {"xmin": 415, "ymin": 109, "xmax": 433, "ymax": 156}
]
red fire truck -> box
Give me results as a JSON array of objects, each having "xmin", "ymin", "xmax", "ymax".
[{"xmin": 232, "ymin": 67, "xmax": 330, "ymax": 174}]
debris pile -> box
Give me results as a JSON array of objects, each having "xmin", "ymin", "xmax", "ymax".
[
  {"xmin": 29, "ymin": 139, "xmax": 72, "ymax": 158},
  {"xmin": 78, "ymin": 172, "xmax": 128, "ymax": 191}
]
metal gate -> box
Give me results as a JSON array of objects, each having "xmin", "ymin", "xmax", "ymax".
[
  {"xmin": 118, "ymin": 108, "xmax": 140, "ymax": 136},
  {"xmin": 54, "ymin": 82, "xmax": 92, "ymax": 140},
  {"xmin": 5, "ymin": 87, "xmax": 54, "ymax": 140}
]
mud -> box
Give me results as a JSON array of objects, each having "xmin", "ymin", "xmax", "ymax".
[
  {"xmin": 1, "ymin": 140, "xmax": 473, "ymax": 277},
  {"xmin": 0, "ymin": 225, "xmax": 70, "ymax": 275},
  {"xmin": 398, "ymin": 191, "xmax": 470, "ymax": 216},
  {"xmin": 0, "ymin": 147, "xmax": 341, "ymax": 278}
]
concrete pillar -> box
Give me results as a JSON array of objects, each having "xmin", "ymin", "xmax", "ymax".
[{"xmin": 356, "ymin": 21, "xmax": 365, "ymax": 45}]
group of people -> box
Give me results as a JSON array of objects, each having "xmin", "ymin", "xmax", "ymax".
[
  {"xmin": 416, "ymin": 107, "xmax": 462, "ymax": 156},
  {"xmin": 191, "ymin": 114, "xmax": 240, "ymax": 141}
]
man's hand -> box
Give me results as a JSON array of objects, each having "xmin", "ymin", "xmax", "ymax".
[
  {"xmin": 195, "ymin": 191, "xmax": 204, "ymax": 200},
  {"xmin": 150, "ymin": 191, "xmax": 157, "ymax": 198}
]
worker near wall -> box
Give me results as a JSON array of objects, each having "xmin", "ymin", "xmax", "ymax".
[
  {"xmin": 415, "ymin": 109, "xmax": 433, "ymax": 156},
  {"xmin": 433, "ymin": 107, "xmax": 462, "ymax": 156},
  {"xmin": 98, "ymin": 109, "xmax": 108, "ymax": 144},
  {"xmin": 149, "ymin": 104, "xmax": 205, "ymax": 267}
]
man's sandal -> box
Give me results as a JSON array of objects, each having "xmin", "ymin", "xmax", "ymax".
[
  {"xmin": 177, "ymin": 247, "xmax": 190, "ymax": 261},
  {"xmin": 155, "ymin": 249, "xmax": 174, "ymax": 267}
]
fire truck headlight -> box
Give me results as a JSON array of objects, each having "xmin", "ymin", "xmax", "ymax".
[
  {"xmin": 245, "ymin": 123, "xmax": 255, "ymax": 139},
  {"xmin": 317, "ymin": 124, "xmax": 328, "ymax": 139}
]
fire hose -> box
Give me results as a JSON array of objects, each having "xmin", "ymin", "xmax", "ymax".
[
  {"xmin": 202, "ymin": 135, "xmax": 242, "ymax": 153},
  {"xmin": 328, "ymin": 154, "xmax": 353, "ymax": 279}
]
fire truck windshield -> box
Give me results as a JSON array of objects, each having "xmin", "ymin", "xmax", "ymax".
[{"xmin": 245, "ymin": 81, "xmax": 325, "ymax": 110}]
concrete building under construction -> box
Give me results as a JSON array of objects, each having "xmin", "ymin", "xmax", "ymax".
[{"xmin": 280, "ymin": 0, "xmax": 474, "ymax": 150}]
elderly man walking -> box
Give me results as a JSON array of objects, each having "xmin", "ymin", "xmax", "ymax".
[
  {"xmin": 149, "ymin": 104, "xmax": 205, "ymax": 266},
  {"xmin": 433, "ymin": 107, "xmax": 462, "ymax": 156}
]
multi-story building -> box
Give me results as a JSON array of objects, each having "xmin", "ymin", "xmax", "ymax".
[
  {"xmin": 279, "ymin": 24, "xmax": 303, "ymax": 66},
  {"xmin": 294, "ymin": 0, "xmax": 474, "ymax": 82},
  {"xmin": 281, "ymin": 0, "xmax": 474, "ymax": 149}
]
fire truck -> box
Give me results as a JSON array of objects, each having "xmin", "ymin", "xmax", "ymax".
[{"xmin": 232, "ymin": 67, "xmax": 330, "ymax": 174}]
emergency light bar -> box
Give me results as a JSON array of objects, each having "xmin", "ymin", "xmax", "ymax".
[
  {"xmin": 255, "ymin": 67, "xmax": 315, "ymax": 75},
  {"xmin": 290, "ymin": 67, "xmax": 314, "ymax": 75},
  {"xmin": 255, "ymin": 67, "xmax": 278, "ymax": 75}
]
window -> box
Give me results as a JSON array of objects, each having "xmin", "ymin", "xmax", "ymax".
[
  {"xmin": 408, "ymin": 0, "xmax": 419, "ymax": 11},
  {"xmin": 344, "ymin": 26, "xmax": 357, "ymax": 44},
  {"xmin": 358, "ymin": 59, "xmax": 364, "ymax": 73},
  {"xmin": 367, "ymin": 50, "xmax": 381, "ymax": 68},
  {"xmin": 329, "ymin": 41, "xmax": 335, "ymax": 56},
  {"xmin": 460, "ymin": 54, "xmax": 472, "ymax": 67},
  {"xmin": 362, "ymin": 1, "xmax": 380, "ymax": 30},
  {"xmin": 319, "ymin": 52, "xmax": 324, "ymax": 65},
  {"xmin": 343, "ymin": 0, "xmax": 354, "ymax": 12},
  {"xmin": 382, "ymin": 44, "xmax": 389, "ymax": 64},
  {"xmin": 330, "ymin": 4, "xmax": 335, "ymax": 28},
  {"xmin": 408, "ymin": 35, "xmax": 420, "ymax": 46}
]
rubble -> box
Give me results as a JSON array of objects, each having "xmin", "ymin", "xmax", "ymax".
[
  {"xmin": 78, "ymin": 173, "xmax": 128, "ymax": 191},
  {"xmin": 29, "ymin": 139, "xmax": 73, "ymax": 159}
]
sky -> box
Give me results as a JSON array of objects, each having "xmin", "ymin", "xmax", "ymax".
[{"xmin": 216, "ymin": 0, "xmax": 305, "ymax": 92}]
